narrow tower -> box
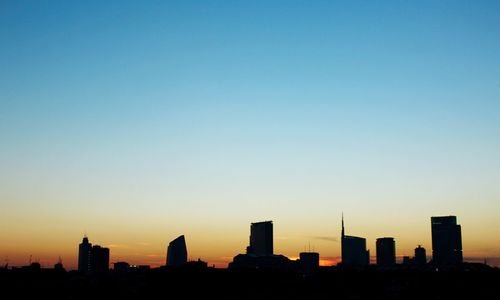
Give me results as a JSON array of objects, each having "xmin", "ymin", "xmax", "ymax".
[{"xmin": 341, "ymin": 213, "xmax": 345, "ymax": 261}]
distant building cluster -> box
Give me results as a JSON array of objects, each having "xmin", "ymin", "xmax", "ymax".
[
  {"xmin": 68, "ymin": 215, "xmax": 463, "ymax": 272},
  {"xmin": 230, "ymin": 215, "xmax": 463, "ymax": 271},
  {"xmin": 339, "ymin": 215, "xmax": 463, "ymax": 269}
]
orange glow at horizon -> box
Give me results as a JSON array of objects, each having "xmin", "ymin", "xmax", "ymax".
[{"xmin": 2, "ymin": 210, "xmax": 500, "ymax": 269}]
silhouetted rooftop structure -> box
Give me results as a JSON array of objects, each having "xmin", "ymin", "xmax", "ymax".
[
  {"xmin": 114, "ymin": 262, "xmax": 130, "ymax": 272},
  {"xmin": 184, "ymin": 259, "xmax": 209, "ymax": 270},
  {"xmin": 3, "ymin": 261, "xmax": 499, "ymax": 299},
  {"xmin": 298, "ymin": 252, "xmax": 320, "ymax": 273},
  {"xmin": 415, "ymin": 245, "xmax": 427, "ymax": 265},
  {"xmin": 229, "ymin": 253, "xmax": 292, "ymax": 269},
  {"xmin": 54, "ymin": 257, "xmax": 65, "ymax": 272}
]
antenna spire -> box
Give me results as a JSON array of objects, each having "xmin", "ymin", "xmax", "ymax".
[{"xmin": 342, "ymin": 212, "xmax": 345, "ymax": 239}]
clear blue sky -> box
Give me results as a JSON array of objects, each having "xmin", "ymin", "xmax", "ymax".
[{"xmin": 1, "ymin": 0, "xmax": 500, "ymax": 267}]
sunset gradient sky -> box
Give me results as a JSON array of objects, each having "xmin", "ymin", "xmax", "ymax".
[{"xmin": 1, "ymin": 0, "xmax": 500, "ymax": 269}]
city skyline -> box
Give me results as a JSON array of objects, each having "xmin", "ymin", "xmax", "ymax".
[
  {"xmin": 2, "ymin": 214, "xmax": 494, "ymax": 270},
  {"xmin": 1, "ymin": 1, "xmax": 500, "ymax": 270}
]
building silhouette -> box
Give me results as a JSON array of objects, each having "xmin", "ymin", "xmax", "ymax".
[
  {"xmin": 114, "ymin": 262, "xmax": 130, "ymax": 272},
  {"xmin": 78, "ymin": 236, "xmax": 92, "ymax": 273},
  {"xmin": 299, "ymin": 252, "xmax": 320, "ymax": 273},
  {"xmin": 91, "ymin": 245, "xmax": 110, "ymax": 272},
  {"xmin": 166, "ymin": 235, "xmax": 188, "ymax": 267},
  {"xmin": 376, "ymin": 237, "xmax": 396, "ymax": 267},
  {"xmin": 78, "ymin": 236, "xmax": 110, "ymax": 273},
  {"xmin": 414, "ymin": 245, "xmax": 427, "ymax": 265},
  {"xmin": 230, "ymin": 253, "xmax": 291, "ymax": 269},
  {"xmin": 341, "ymin": 215, "xmax": 369, "ymax": 267},
  {"xmin": 54, "ymin": 257, "xmax": 65, "ymax": 272},
  {"xmin": 431, "ymin": 216, "xmax": 463, "ymax": 265},
  {"xmin": 246, "ymin": 221, "xmax": 273, "ymax": 256},
  {"xmin": 230, "ymin": 221, "xmax": 294, "ymax": 269}
]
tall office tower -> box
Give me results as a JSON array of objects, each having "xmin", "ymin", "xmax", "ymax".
[
  {"xmin": 431, "ymin": 216, "xmax": 463, "ymax": 265},
  {"xmin": 166, "ymin": 235, "xmax": 188, "ymax": 266},
  {"xmin": 246, "ymin": 221, "xmax": 273, "ymax": 256},
  {"xmin": 78, "ymin": 236, "xmax": 92, "ymax": 273},
  {"xmin": 341, "ymin": 215, "xmax": 369, "ymax": 266},
  {"xmin": 414, "ymin": 245, "xmax": 427, "ymax": 265},
  {"xmin": 376, "ymin": 237, "xmax": 396, "ymax": 267},
  {"xmin": 91, "ymin": 245, "xmax": 110, "ymax": 272}
]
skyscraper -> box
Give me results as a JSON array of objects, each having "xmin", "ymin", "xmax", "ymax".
[
  {"xmin": 341, "ymin": 215, "xmax": 369, "ymax": 267},
  {"xmin": 431, "ymin": 216, "xmax": 463, "ymax": 265},
  {"xmin": 376, "ymin": 237, "xmax": 396, "ymax": 267},
  {"xmin": 91, "ymin": 245, "xmax": 110, "ymax": 272},
  {"xmin": 78, "ymin": 236, "xmax": 92, "ymax": 273},
  {"xmin": 166, "ymin": 235, "xmax": 188, "ymax": 266},
  {"xmin": 246, "ymin": 221, "xmax": 273, "ymax": 256}
]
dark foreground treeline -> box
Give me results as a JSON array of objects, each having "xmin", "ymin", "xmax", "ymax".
[{"xmin": 1, "ymin": 263, "xmax": 499, "ymax": 300}]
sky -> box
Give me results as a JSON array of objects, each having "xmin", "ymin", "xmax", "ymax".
[{"xmin": 1, "ymin": 0, "xmax": 499, "ymax": 269}]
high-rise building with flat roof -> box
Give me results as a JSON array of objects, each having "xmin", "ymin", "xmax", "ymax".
[
  {"xmin": 376, "ymin": 237, "xmax": 396, "ymax": 267},
  {"xmin": 431, "ymin": 216, "xmax": 463, "ymax": 265},
  {"xmin": 91, "ymin": 245, "xmax": 110, "ymax": 272},
  {"xmin": 247, "ymin": 221, "xmax": 273, "ymax": 256}
]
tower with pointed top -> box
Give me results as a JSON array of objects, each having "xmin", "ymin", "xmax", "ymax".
[{"xmin": 341, "ymin": 213, "xmax": 345, "ymax": 260}]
